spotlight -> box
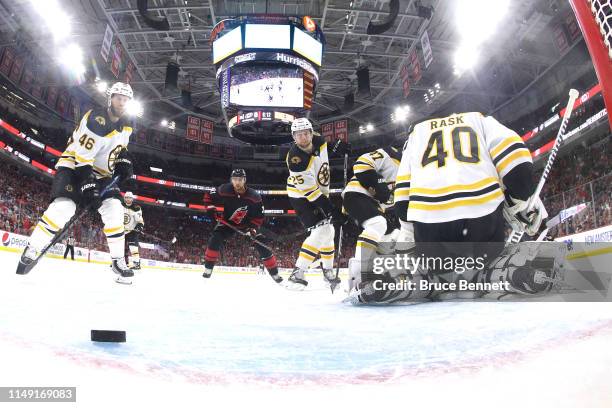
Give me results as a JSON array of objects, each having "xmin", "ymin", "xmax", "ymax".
[
  {"xmin": 366, "ymin": 123, "xmax": 374, "ymax": 132},
  {"xmin": 126, "ymin": 99, "xmax": 144, "ymax": 117},
  {"xmin": 59, "ymin": 43, "xmax": 85, "ymax": 77},
  {"xmin": 161, "ymin": 119, "xmax": 168, "ymax": 126},
  {"xmin": 96, "ymin": 81, "xmax": 108, "ymax": 93}
]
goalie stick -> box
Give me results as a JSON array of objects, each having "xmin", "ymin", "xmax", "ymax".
[
  {"xmin": 16, "ymin": 176, "xmax": 120, "ymax": 275},
  {"xmin": 507, "ymin": 89, "xmax": 580, "ymax": 244}
]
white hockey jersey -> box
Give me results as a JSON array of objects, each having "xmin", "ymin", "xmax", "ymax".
[
  {"xmin": 343, "ymin": 146, "xmax": 401, "ymax": 209},
  {"xmin": 286, "ymin": 135, "xmax": 330, "ymax": 201},
  {"xmin": 395, "ymin": 112, "xmax": 532, "ymax": 223},
  {"xmin": 56, "ymin": 108, "xmax": 133, "ymax": 179},
  {"xmin": 123, "ymin": 203, "xmax": 144, "ymax": 233}
]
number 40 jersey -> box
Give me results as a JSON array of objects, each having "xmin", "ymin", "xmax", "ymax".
[{"xmin": 395, "ymin": 112, "xmax": 532, "ymax": 223}]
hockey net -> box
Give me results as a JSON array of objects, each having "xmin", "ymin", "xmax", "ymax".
[{"xmin": 570, "ymin": 0, "xmax": 612, "ymax": 130}]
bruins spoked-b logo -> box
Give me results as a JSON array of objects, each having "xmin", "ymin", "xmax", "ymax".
[
  {"xmin": 317, "ymin": 162, "xmax": 330, "ymax": 186},
  {"xmin": 123, "ymin": 213, "xmax": 131, "ymax": 226},
  {"xmin": 108, "ymin": 145, "xmax": 124, "ymax": 172}
]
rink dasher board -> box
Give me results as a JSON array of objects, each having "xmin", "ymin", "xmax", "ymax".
[{"xmin": 1, "ymin": 229, "xmax": 350, "ymax": 276}]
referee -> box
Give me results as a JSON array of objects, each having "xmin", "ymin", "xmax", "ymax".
[{"xmin": 63, "ymin": 235, "xmax": 75, "ymax": 260}]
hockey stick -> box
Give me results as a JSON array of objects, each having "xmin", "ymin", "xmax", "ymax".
[
  {"xmin": 331, "ymin": 152, "xmax": 349, "ymax": 293},
  {"xmin": 141, "ymin": 231, "xmax": 177, "ymax": 244},
  {"xmin": 16, "ymin": 176, "xmax": 121, "ymax": 275},
  {"xmin": 215, "ymin": 217, "xmax": 274, "ymax": 252},
  {"xmin": 507, "ymin": 89, "xmax": 579, "ymax": 244},
  {"xmin": 259, "ymin": 218, "xmax": 332, "ymax": 242}
]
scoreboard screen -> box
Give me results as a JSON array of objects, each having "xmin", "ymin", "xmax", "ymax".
[
  {"xmin": 293, "ymin": 27, "xmax": 322, "ymax": 66},
  {"xmin": 229, "ymin": 65, "xmax": 304, "ymax": 108},
  {"xmin": 212, "ymin": 26, "xmax": 243, "ymax": 64},
  {"xmin": 244, "ymin": 24, "xmax": 291, "ymax": 49}
]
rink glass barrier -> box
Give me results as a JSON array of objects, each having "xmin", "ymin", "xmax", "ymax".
[{"xmin": 542, "ymin": 173, "xmax": 611, "ymax": 238}]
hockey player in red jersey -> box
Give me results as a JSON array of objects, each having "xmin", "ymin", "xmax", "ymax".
[{"xmin": 202, "ymin": 169, "xmax": 282, "ymax": 284}]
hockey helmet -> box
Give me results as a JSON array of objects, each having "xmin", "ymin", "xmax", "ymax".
[
  {"xmin": 124, "ymin": 191, "xmax": 135, "ymax": 199},
  {"xmin": 231, "ymin": 168, "xmax": 246, "ymax": 179},
  {"xmin": 107, "ymin": 82, "xmax": 133, "ymax": 107},
  {"xmin": 291, "ymin": 117, "xmax": 313, "ymax": 134}
]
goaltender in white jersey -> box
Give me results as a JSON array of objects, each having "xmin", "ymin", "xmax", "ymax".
[{"xmin": 395, "ymin": 111, "xmax": 546, "ymax": 241}]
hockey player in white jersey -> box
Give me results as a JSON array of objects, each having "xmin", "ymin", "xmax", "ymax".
[
  {"xmin": 17, "ymin": 82, "xmax": 136, "ymax": 283},
  {"xmin": 286, "ymin": 118, "xmax": 344, "ymax": 288},
  {"xmin": 122, "ymin": 191, "xmax": 144, "ymax": 270},
  {"xmin": 342, "ymin": 139, "xmax": 404, "ymax": 291},
  {"xmin": 395, "ymin": 112, "xmax": 546, "ymax": 243},
  {"xmin": 352, "ymin": 112, "xmax": 549, "ymax": 304}
]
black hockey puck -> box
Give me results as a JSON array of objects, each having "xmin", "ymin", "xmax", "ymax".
[{"xmin": 90, "ymin": 330, "xmax": 126, "ymax": 343}]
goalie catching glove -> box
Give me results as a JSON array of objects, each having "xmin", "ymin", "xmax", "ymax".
[{"xmin": 503, "ymin": 194, "xmax": 548, "ymax": 236}]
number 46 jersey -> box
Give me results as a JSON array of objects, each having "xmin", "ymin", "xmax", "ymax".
[
  {"xmin": 56, "ymin": 108, "xmax": 133, "ymax": 179},
  {"xmin": 395, "ymin": 112, "xmax": 532, "ymax": 223}
]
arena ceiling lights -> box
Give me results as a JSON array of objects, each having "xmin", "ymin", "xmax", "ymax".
[
  {"xmin": 29, "ymin": 0, "xmax": 86, "ymax": 80},
  {"xmin": 453, "ymin": 0, "xmax": 510, "ymax": 76}
]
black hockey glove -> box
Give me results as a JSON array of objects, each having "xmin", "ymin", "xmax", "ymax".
[
  {"xmin": 374, "ymin": 183, "xmax": 392, "ymax": 204},
  {"xmin": 331, "ymin": 139, "xmax": 350, "ymax": 157},
  {"xmin": 77, "ymin": 169, "xmax": 101, "ymax": 210},
  {"xmin": 134, "ymin": 223, "xmax": 144, "ymax": 234},
  {"xmin": 113, "ymin": 148, "xmax": 133, "ymax": 184}
]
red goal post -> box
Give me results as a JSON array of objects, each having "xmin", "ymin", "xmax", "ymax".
[{"xmin": 570, "ymin": 0, "xmax": 612, "ymax": 131}]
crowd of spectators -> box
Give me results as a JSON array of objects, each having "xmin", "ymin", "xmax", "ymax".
[{"xmin": 0, "ymin": 156, "xmax": 356, "ymax": 267}]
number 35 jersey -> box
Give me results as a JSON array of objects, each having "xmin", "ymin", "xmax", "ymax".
[
  {"xmin": 395, "ymin": 112, "xmax": 532, "ymax": 223},
  {"xmin": 56, "ymin": 108, "xmax": 133, "ymax": 179},
  {"xmin": 286, "ymin": 135, "xmax": 330, "ymax": 202}
]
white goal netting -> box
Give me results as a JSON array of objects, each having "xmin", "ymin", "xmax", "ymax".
[{"xmin": 589, "ymin": 0, "xmax": 612, "ymax": 58}]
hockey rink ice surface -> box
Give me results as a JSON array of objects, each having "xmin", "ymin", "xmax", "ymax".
[{"xmin": 1, "ymin": 251, "xmax": 612, "ymax": 408}]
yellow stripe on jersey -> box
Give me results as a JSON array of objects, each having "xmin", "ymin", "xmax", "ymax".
[
  {"xmin": 36, "ymin": 224, "xmax": 54, "ymax": 237},
  {"xmin": 306, "ymin": 189, "xmax": 322, "ymax": 201},
  {"xmin": 300, "ymin": 185, "xmax": 319, "ymax": 194},
  {"xmin": 360, "ymin": 156, "xmax": 375, "ymax": 166},
  {"xmin": 409, "ymin": 177, "xmax": 499, "ymax": 196},
  {"xmin": 302, "ymin": 243, "xmax": 320, "ymax": 254},
  {"xmin": 396, "ymin": 174, "xmax": 411, "ymax": 182},
  {"xmin": 354, "ymin": 164, "xmax": 374, "ymax": 172},
  {"xmin": 495, "ymin": 149, "xmax": 531, "ymax": 174},
  {"xmin": 490, "ymin": 135, "xmax": 524, "ymax": 158},
  {"xmin": 105, "ymin": 130, "xmax": 119, "ymax": 138},
  {"xmin": 74, "ymin": 153, "xmax": 94, "ymax": 164},
  {"xmin": 356, "ymin": 241, "xmax": 377, "ymax": 250},
  {"xmin": 409, "ymin": 189, "xmax": 503, "ymax": 211},
  {"xmin": 104, "ymin": 225, "xmax": 123, "ymax": 234},
  {"xmin": 41, "ymin": 215, "xmax": 59, "ymax": 230}
]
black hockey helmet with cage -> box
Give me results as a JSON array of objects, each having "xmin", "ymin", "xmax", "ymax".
[{"xmin": 231, "ymin": 168, "xmax": 246, "ymax": 179}]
